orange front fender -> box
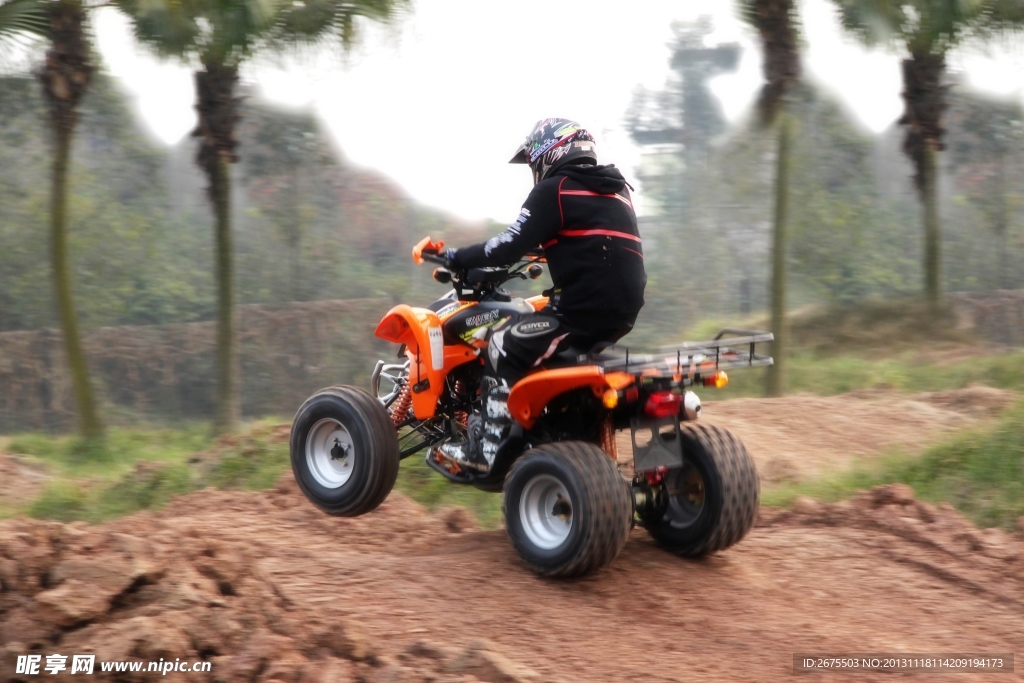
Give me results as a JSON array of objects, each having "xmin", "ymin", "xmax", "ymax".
[
  {"xmin": 506, "ymin": 367, "xmax": 634, "ymax": 429},
  {"xmin": 375, "ymin": 304, "xmax": 477, "ymax": 419}
]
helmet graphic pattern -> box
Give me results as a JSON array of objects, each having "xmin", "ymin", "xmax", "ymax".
[{"xmin": 509, "ymin": 118, "xmax": 597, "ymax": 185}]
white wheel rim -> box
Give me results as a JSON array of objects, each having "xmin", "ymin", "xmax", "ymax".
[
  {"xmin": 305, "ymin": 418, "xmax": 355, "ymax": 489},
  {"xmin": 519, "ymin": 474, "xmax": 573, "ymax": 550}
]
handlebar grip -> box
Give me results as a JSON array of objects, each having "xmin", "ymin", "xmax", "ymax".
[{"xmin": 421, "ymin": 252, "xmax": 450, "ymax": 267}]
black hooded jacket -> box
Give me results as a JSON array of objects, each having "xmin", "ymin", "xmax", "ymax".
[{"xmin": 453, "ymin": 164, "xmax": 646, "ymax": 328}]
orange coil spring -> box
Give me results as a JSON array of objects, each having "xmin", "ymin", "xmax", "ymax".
[
  {"xmin": 391, "ymin": 383, "xmax": 413, "ymax": 426},
  {"xmin": 600, "ymin": 415, "xmax": 618, "ymax": 461},
  {"xmin": 454, "ymin": 380, "xmax": 469, "ymax": 426}
]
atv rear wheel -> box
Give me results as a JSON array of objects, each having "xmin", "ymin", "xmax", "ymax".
[
  {"xmin": 641, "ymin": 423, "xmax": 759, "ymax": 556},
  {"xmin": 290, "ymin": 386, "xmax": 399, "ymax": 517},
  {"xmin": 503, "ymin": 441, "xmax": 632, "ymax": 578}
]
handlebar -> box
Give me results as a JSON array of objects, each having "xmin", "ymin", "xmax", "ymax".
[
  {"xmin": 412, "ymin": 236, "xmax": 544, "ymax": 298},
  {"xmin": 419, "ymin": 249, "xmax": 451, "ymax": 268}
]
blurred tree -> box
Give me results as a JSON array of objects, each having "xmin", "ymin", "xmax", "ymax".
[
  {"xmin": 625, "ymin": 19, "xmax": 744, "ymax": 343},
  {"xmin": 0, "ymin": 0, "xmax": 104, "ymax": 439},
  {"xmin": 945, "ymin": 89, "xmax": 1024, "ymax": 290},
  {"xmin": 0, "ymin": 75, "xmax": 214, "ymax": 333},
  {"xmin": 114, "ymin": 0, "xmax": 409, "ymax": 432},
  {"xmin": 830, "ymin": 0, "xmax": 1024, "ymax": 305},
  {"xmin": 739, "ymin": 0, "xmax": 801, "ymax": 397}
]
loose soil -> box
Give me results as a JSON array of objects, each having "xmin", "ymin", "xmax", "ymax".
[
  {"xmin": 617, "ymin": 385, "xmax": 1017, "ymax": 483},
  {"xmin": 2, "ymin": 387, "xmax": 1022, "ymax": 683}
]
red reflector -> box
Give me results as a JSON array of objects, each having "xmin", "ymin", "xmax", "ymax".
[{"xmin": 644, "ymin": 391, "xmax": 681, "ymax": 418}]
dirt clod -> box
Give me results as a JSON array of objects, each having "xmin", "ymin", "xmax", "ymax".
[{"xmin": 2, "ymin": 388, "xmax": 1023, "ymax": 682}]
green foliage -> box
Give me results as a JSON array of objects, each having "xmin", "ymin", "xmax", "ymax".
[
  {"xmin": 10, "ymin": 422, "xmax": 504, "ymax": 527},
  {"xmin": 7, "ymin": 424, "xmax": 213, "ymax": 477},
  {"xmin": 764, "ymin": 401, "xmax": 1024, "ymax": 530},
  {"xmin": 206, "ymin": 432, "xmax": 289, "ymax": 490},
  {"xmin": 27, "ymin": 462, "xmax": 194, "ymax": 522},
  {"xmin": 831, "ymin": 0, "xmax": 1021, "ymax": 55},
  {"xmin": 0, "ymin": 75, "xmax": 215, "ymax": 332},
  {"xmin": 0, "ymin": 0, "xmax": 48, "ymax": 44},
  {"xmin": 0, "ymin": 76, "xmax": 473, "ymax": 336},
  {"xmin": 394, "ymin": 456, "xmax": 503, "ymax": 528},
  {"xmin": 9, "ymin": 423, "xmax": 267, "ymax": 522},
  {"xmin": 714, "ymin": 348, "xmax": 1024, "ymax": 399},
  {"xmin": 26, "ymin": 481, "xmax": 89, "ymax": 523}
]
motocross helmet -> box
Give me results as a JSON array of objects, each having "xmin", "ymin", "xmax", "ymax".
[{"xmin": 509, "ymin": 118, "xmax": 597, "ymax": 185}]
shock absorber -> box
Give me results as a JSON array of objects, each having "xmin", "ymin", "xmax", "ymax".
[
  {"xmin": 454, "ymin": 380, "xmax": 469, "ymax": 427},
  {"xmin": 600, "ymin": 415, "xmax": 618, "ymax": 461},
  {"xmin": 390, "ymin": 383, "xmax": 413, "ymax": 426}
]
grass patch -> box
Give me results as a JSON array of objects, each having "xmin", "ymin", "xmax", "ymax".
[
  {"xmin": 11, "ymin": 423, "xmax": 288, "ymax": 524},
  {"xmin": 7, "ymin": 425, "xmax": 213, "ymax": 478},
  {"xmin": 7, "ymin": 421, "xmax": 504, "ymax": 527},
  {"xmin": 707, "ymin": 348, "xmax": 1024, "ymax": 399},
  {"xmin": 763, "ymin": 401, "xmax": 1024, "ymax": 530},
  {"xmin": 394, "ymin": 456, "xmax": 504, "ymax": 528},
  {"xmin": 206, "ymin": 432, "xmax": 289, "ymax": 491}
]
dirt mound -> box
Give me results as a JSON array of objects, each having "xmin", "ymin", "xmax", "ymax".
[
  {"xmin": 0, "ymin": 478, "xmax": 543, "ymax": 683},
  {"xmin": 617, "ymin": 386, "xmax": 1017, "ymax": 483},
  {"xmin": 0, "ymin": 454, "xmax": 48, "ymax": 509},
  {"xmin": 3, "ymin": 475, "xmax": 1023, "ymax": 683}
]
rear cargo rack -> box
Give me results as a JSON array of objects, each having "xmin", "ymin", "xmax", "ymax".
[{"xmin": 592, "ymin": 328, "xmax": 774, "ymax": 377}]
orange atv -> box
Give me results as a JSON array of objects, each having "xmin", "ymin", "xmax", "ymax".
[{"xmin": 289, "ymin": 237, "xmax": 774, "ymax": 577}]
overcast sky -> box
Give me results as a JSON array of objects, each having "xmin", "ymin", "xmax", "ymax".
[{"xmin": 91, "ymin": 0, "xmax": 1024, "ymax": 224}]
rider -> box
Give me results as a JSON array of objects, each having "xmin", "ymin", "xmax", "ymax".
[{"xmin": 438, "ymin": 118, "xmax": 647, "ymax": 473}]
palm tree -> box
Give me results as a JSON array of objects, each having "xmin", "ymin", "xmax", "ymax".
[
  {"xmin": 116, "ymin": 0, "xmax": 409, "ymax": 432},
  {"xmin": 830, "ymin": 0, "xmax": 1024, "ymax": 305},
  {"xmin": 738, "ymin": 0, "xmax": 801, "ymax": 397},
  {"xmin": 1, "ymin": 0, "xmax": 104, "ymax": 440}
]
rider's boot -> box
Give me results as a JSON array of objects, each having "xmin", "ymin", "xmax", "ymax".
[{"xmin": 438, "ymin": 378, "xmax": 511, "ymax": 474}]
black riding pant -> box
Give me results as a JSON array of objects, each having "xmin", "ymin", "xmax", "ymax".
[{"xmin": 485, "ymin": 311, "xmax": 631, "ymax": 385}]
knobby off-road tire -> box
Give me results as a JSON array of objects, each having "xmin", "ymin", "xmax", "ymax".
[
  {"xmin": 503, "ymin": 441, "xmax": 632, "ymax": 578},
  {"xmin": 290, "ymin": 386, "xmax": 400, "ymax": 517},
  {"xmin": 643, "ymin": 422, "xmax": 759, "ymax": 556}
]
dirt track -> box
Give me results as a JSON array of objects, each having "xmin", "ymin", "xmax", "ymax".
[{"xmin": 2, "ymin": 389, "xmax": 1023, "ymax": 683}]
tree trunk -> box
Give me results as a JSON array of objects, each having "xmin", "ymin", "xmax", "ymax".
[
  {"xmin": 194, "ymin": 61, "xmax": 241, "ymax": 433},
  {"xmin": 38, "ymin": 0, "xmax": 101, "ymax": 439},
  {"xmin": 996, "ymin": 147, "xmax": 1009, "ymax": 289},
  {"xmin": 921, "ymin": 143, "xmax": 941, "ymax": 306},
  {"xmin": 211, "ymin": 157, "xmax": 238, "ymax": 431},
  {"xmin": 899, "ymin": 53, "xmax": 946, "ymax": 306},
  {"xmin": 51, "ymin": 123, "xmax": 102, "ymax": 438},
  {"xmin": 765, "ymin": 113, "xmax": 791, "ymax": 398}
]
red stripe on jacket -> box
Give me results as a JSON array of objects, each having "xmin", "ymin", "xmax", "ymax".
[
  {"xmin": 557, "ymin": 228, "xmax": 642, "ymax": 243},
  {"xmin": 558, "ymin": 189, "xmax": 633, "ymax": 209}
]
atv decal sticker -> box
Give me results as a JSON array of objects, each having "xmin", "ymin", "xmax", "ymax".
[
  {"xmin": 428, "ymin": 326, "xmax": 444, "ymax": 370},
  {"xmin": 436, "ymin": 303, "xmax": 460, "ymax": 319},
  {"xmin": 510, "ymin": 318, "xmax": 558, "ymax": 338},
  {"xmin": 465, "ymin": 309, "xmax": 501, "ymax": 329},
  {"xmin": 459, "ymin": 315, "xmax": 510, "ymax": 344},
  {"xmin": 436, "ymin": 301, "xmax": 473, "ymax": 320}
]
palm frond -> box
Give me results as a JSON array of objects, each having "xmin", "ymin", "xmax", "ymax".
[
  {"xmin": 0, "ymin": 0, "xmax": 49, "ymax": 42},
  {"xmin": 269, "ymin": 0, "xmax": 409, "ymax": 53},
  {"xmin": 829, "ymin": 0, "xmax": 1020, "ymax": 54}
]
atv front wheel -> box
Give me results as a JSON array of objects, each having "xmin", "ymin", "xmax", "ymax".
[
  {"xmin": 290, "ymin": 386, "xmax": 399, "ymax": 517},
  {"xmin": 503, "ymin": 441, "xmax": 632, "ymax": 578},
  {"xmin": 641, "ymin": 422, "xmax": 759, "ymax": 556}
]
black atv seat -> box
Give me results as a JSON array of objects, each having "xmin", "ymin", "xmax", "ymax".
[
  {"xmin": 546, "ymin": 346, "xmax": 591, "ymax": 367},
  {"xmin": 544, "ymin": 342, "xmax": 622, "ymax": 368}
]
